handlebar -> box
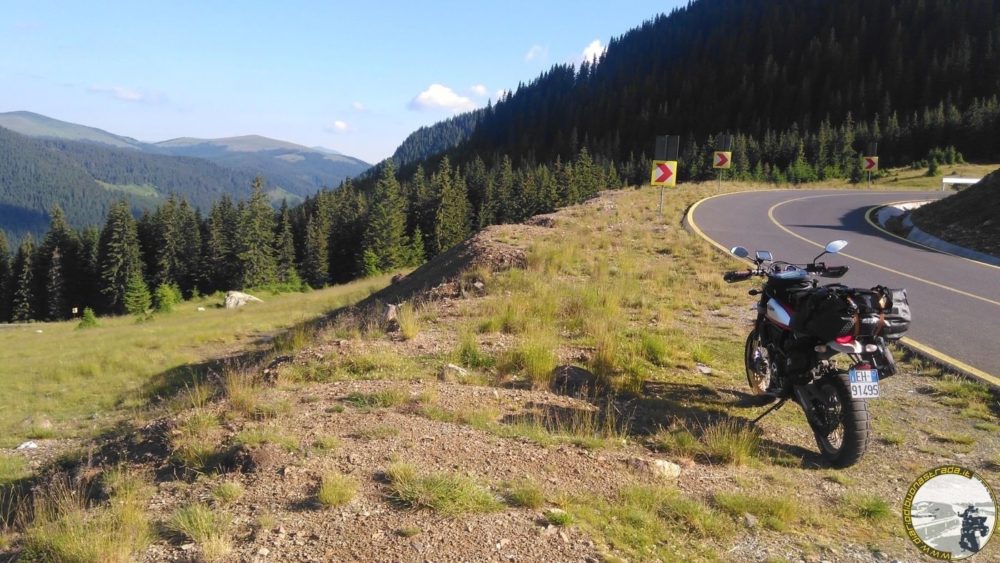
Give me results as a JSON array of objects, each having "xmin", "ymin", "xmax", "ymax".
[
  {"xmin": 723, "ymin": 270, "xmax": 754, "ymax": 283},
  {"xmin": 724, "ymin": 263, "xmax": 849, "ymax": 282}
]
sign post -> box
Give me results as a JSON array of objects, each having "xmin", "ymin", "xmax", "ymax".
[
  {"xmin": 652, "ymin": 135, "xmax": 679, "ymax": 216},
  {"xmin": 863, "ymin": 142, "xmax": 878, "ymax": 187},
  {"xmin": 713, "ymin": 134, "xmax": 733, "ymax": 188}
]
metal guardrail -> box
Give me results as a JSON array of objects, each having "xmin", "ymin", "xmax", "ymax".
[{"xmin": 941, "ymin": 176, "xmax": 981, "ymax": 190}]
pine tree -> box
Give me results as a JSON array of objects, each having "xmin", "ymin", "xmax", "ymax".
[
  {"xmin": 407, "ymin": 226, "xmax": 427, "ymax": 266},
  {"xmin": 237, "ymin": 176, "xmax": 278, "ymax": 289},
  {"xmin": 98, "ymin": 200, "xmax": 144, "ymax": 315},
  {"xmin": 361, "ymin": 162, "xmax": 407, "ymax": 272},
  {"xmin": 10, "ymin": 236, "xmax": 36, "ymax": 322},
  {"xmin": 36, "ymin": 206, "xmax": 79, "ymax": 320},
  {"xmin": 433, "ymin": 157, "xmax": 471, "ymax": 254},
  {"xmin": 124, "ymin": 270, "xmax": 151, "ymax": 317},
  {"xmin": 0, "ymin": 231, "xmax": 10, "ymax": 322},
  {"xmin": 204, "ymin": 195, "xmax": 240, "ymax": 293},
  {"xmin": 45, "ymin": 247, "xmax": 66, "ymax": 320},
  {"xmin": 302, "ymin": 215, "xmax": 328, "ymax": 288},
  {"xmin": 274, "ymin": 201, "xmax": 299, "ymax": 287}
]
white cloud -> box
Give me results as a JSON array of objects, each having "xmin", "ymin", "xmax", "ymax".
[
  {"xmin": 351, "ymin": 101, "xmax": 366, "ymax": 112},
  {"xmin": 329, "ymin": 120, "xmax": 350, "ymax": 133},
  {"xmin": 470, "ymin": 84, "xmax": 488, "ymax": 97},
  {"xmin": 88, "ymin": 85, "xmax": 164, "ymax": 104},
  {"xmin": 581, "ymin": 39, "xmax": 606, "ymax": 62},
  {"xmin": 409, "ymin": 84, "xmax": 476, "ymax": 113},
  {"xmin": 524, "ymin": 44, "xmax": 547, "ymax": 61}
]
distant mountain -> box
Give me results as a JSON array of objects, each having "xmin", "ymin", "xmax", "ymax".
[
  {"xmin": 0, "ymin": 110, "xmax": 146, "ymax": 150},
  {"xmin": 153, "ymin": 135, "xmax": 371, "ymax": 197},
  {"xmin": 0, "ymin": 111, "xmax": 371, "ymax": 201},
  {"xmin": 0, "ymin": 125, "xmax": 258, "ymax": 241}
]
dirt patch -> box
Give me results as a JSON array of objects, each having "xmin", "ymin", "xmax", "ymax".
[{"xmin": 911, "ymin": 167, "xmax": 1000, "ymax": 255}]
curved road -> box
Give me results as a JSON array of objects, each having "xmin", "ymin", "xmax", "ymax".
[{"xmin": 687, "ymin": 189, "xmax": 1000, "ymax": 383}]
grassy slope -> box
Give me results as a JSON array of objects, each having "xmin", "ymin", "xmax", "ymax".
[
  {"xmin": 0, "ymin": 277, "xmax": 391, "ymax": 447},
  {"xmin": 3, "ymin": 177, "xmax": 997, "ymax": 561}
]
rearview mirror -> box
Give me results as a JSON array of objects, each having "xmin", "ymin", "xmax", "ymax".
[
  {"xmin": 730, "ymin": 246, "xmax": 750, "ymax": 258},
  {"xmin": 825, "ymin": 240, "xmax": 848, "ymax": 254}
]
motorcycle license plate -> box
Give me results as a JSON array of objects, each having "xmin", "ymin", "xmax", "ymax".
[{"xmin": 849, "ymin": 368, "xmax": 880, "ymax": 399}]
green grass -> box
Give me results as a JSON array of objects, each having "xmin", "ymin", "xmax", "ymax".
[
  {"xmin": 568, "ymin": 485, "xmax": 729, "ymax": 560},
  {"xmin": 346, "ymin": 388, "xmax": 408, "ymax": 408},
  {"xmin": 544, "ymin": 508, "xmax": 573, "ymax": 526},
  {"xmin": 211, "ymin": 481, "xmax": 244, "ymax": 506},
  {"xmin": 714, "ymin": 492, "xmax": 798, "ymax": 531},
  {"xmin": 846, "ymin": 495, "xmax": 893, "ymax": 522},
  {"xmin": 385, "ymin": 462, "xmax": 503, "ymax": 516},
  {"xmin": 21, "ymin": 469, "xmax": 153, "ymax": 562},
  {"xmin": 701, "ymin": 420, "xmax": 761, "ymax": 466},
  {"xmin": 454, "ymin": 331, "xmax": 495, "ymax": 368},
  {"xmin": 234, "ymin": 426, "xmax": 300, "ymax": 451},
  {"xmin": 0, "ymin": 276, "xmax": 392, "ymax": 447},
  {"xmin": 505, "ymin": 478, "xmax": 545, "ymax": 509},
  {"xmin": 316, "ymin": 472, "xmax": 358, "ymax": 508},
  {"xmin": 652, "ymin": 424, "xmax": 702, "ymax": 459},
  {"xmin": 311, "ymin": 435, "xmax": 341, "ymax": 452},
  {"xmin": 167, "ymin": 503, "xmax": 232, "ymax": 562},
  {"xmin": 396, "ymin": 302, "xmax": 420, "ymax": 340},
  {"xmin": 498, "ymin": 335, "xmax": 558, "ymax": 387},
  {"xmin": 0, "ymin": 454, "xmax": 29, "ymax": 486}
]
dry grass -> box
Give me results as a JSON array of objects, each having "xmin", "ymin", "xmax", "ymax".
[
  {"xmin": 167, "ymin": 503, "xmax": 232, "ymax": 562},
  {"xmin": 346, "ymin": 387, "xmax": 408, "ymax": 409},
  {"xmin": 316, "ymin": 472, "xmax": 357, "ymax": 508},
  {"xmin": 504, "ymin": 478, "xmax": 545, "ymax": 509},
  {"xmin": 20, "ymin": 468, "xmax": 153, "ymax": 562},
  {"xmin": 385, "ymin": 462, "xmax": 503, "ymax": 516},
  {"xmin": 396, "ymin": 302, "xmax": 420, "ymax": 340}
]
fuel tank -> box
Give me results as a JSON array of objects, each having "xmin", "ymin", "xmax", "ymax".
[{"xmin": 765, "ymin": 298, "xmax": 793, "ymax": 329}]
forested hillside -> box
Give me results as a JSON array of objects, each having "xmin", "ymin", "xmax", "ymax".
[
  {"xmin": 390, "ymin": 110, "xmax": 485, "ymax": 168},
  {"xmin": 454, "ymin": 0, "xmax": 999, "ymax": 173}
]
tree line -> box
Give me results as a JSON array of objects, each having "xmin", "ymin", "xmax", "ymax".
[{"xmin": 0, "ymin": 148, "xmax": 619, "ymax": 323}]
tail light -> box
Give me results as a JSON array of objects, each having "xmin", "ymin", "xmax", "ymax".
[{"xmin": 835, "ymin": 335, "xmax": 854, "ymax": 344}]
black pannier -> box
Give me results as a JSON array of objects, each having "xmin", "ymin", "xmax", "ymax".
[{"xmin": 790, "ymin": 288, "xmax": 855, "ymax": 341}]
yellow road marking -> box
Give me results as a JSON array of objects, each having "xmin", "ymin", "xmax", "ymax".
[
  {"xmin": 863, "ymin": 203, "xmax": 1000, "ymax": 271},
  {"xmin": 900, "ymin": 337, "xmax": 1000, "ymax": 386},
  {"xmin": 686, "ymin": 191, "xmax": 999, "ymax": 385},
  {"xmin": 767, "ymin": 195, "xmax": 1000, "ymax": 308}
]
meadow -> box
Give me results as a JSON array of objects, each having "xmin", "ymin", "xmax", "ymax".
[{"xmin": 0, "ymin": 275, "xmax": 392, "ymax": 447}]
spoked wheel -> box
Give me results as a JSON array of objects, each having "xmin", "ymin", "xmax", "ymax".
[
  {"xmin": 744, "ymin": 329, "xmax": 772, "ymax": 394},
  {"xmin": 804, "ymin": 371, "xmax": 871, "ymax": 467}
]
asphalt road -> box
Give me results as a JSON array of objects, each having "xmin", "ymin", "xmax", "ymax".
[{"xmin": 687, "ymin": 189, "xmax": 1000, "ymax": 382}]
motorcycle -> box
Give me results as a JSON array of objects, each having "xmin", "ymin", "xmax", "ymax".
[{"xmin": 723, "ymin": 240, "xmax": 911, "ymax": 467}]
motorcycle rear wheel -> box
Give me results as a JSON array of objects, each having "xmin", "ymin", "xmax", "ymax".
[
  {"xmin": 744, "ymin": 329, "xmax": 771, "ymax": 394},
  {"xmin": 807, "ymin": 371, "xmax": 871, "ymax": 467}
]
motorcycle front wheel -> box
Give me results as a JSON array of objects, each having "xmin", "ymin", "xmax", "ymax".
[
  {"xmin": 744, "ymin": 329, "xmax": 771, "ymax": 394},
  {"xmin": 805, "ymin": 371, "xmax": 871, "ymax": 467}
]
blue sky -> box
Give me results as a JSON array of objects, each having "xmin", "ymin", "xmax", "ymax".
[{"xmin": 1, "ymin": 1, "xmax": 684, "ymax": 163}]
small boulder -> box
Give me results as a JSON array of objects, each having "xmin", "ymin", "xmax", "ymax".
[
  {"xmin": 384, "ymin": 304, "xmax": 399, "ymax": 329},
  {"xmin": 391, "ymin": 273, "xmax": 405, "ymax": 284},
  {"xmin": 627, "ymin": 457, "xmax": 682, "ymax": 481},
  {"xmin": 696, "ymin": 363, "xmax": 713, "ymax": 375},
  {"xmin": 225, "ymin": 291, "xmax": 263, "ymax": 309},
  {"xmin": 438, "ymin": 363, "xmax": 469, "ymax": 383}
]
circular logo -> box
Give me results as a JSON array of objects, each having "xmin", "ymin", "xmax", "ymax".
[{"xmin": 904, "ymin": 465, "xmax": 997, "ymax": 560}]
